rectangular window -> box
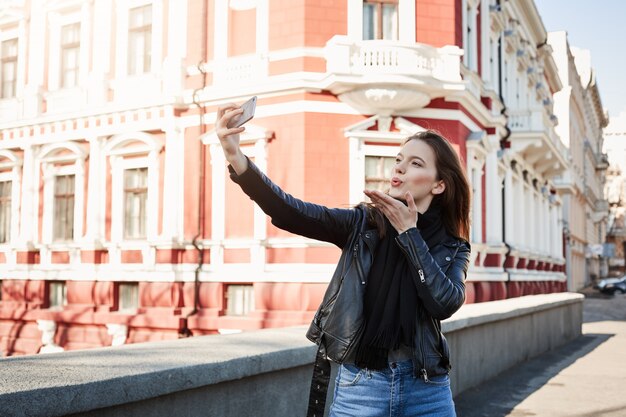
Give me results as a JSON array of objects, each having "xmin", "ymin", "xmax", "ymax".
[
  {"xmin": 124, "ymin": 167, "xmax": 148, "ymax": 239},
  {"xmin": 119, "ymin": 282, "xmax": 139, "ymax": 311},
  {"xmin": 128, "ymin": 4, "xmax": 152, "ymax": 75},
  {"xmin": 49, "ymin": 281, "xmax": 67, "ymax": 309},
  {"xmin": 363, "ymin": 0, "xmax": 398, "ymax": 40},
  {"xmin": 1, "ymin": 38, "xmax": 18, "ymax": 99},
  {"xmin": 60, "ymin": 23, "xmax": 80, "ymax": 88},
  {"xmin": 53, "ymin": 174, "xmax": 75, "ymax": 241},
  {"xmin": 365, "ymin": 155, "xmax": 395, "ymax": 192},
  {"xmin": 226, "ymin": 284, "xmax": 254, "ymax": 316},
  {"xmin": 0, "ymin": 181, "xmax": 11, "ymax": 243}
]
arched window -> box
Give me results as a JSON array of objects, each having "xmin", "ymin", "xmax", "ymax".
[
  {"xmin": 37, "ymin": 143, "xmax": 86, "ymax": 244},
  {"xmin": 104, "ymin": 132, "xmax": 161, "ymax": 243}
]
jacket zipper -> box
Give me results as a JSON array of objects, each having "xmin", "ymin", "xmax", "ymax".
[
  {"xmin": 353, "ymin": 242, "xmax": 365, "ymax": 285},
  {"xmin": 419, "ymin": 309, "xmax": 429, "ymax": 382}
]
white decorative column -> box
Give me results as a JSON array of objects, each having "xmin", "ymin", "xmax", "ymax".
[
  {"xmin": 485, "ymin": 150, "xmax": 502, "ymax": 244},
  {"xmin": 84, "ymin": 137, "xmax": 104, "ymax": 244},
  {"xmin": 23, "ymin": 0, "xmax": 45, "ymax": 118},
  {"xmin": 214, "ymin": 0, "xmax": 228, "ymax": 61},
  {"xmin": 89, "ymin": 0, "xmax": 111, "ymax": 106},
  {"xmin": 163, "ymin": 0, "xmax": 187, "ymax": 97},
  {"xmin": 162, "ymin": 124, "xmax": 185, "ymax": 242},
  {"xmin": 399, "ymin": 0, "xmax": 416, "ymax": 43},
  {"xmin": 504, "ymin": 167, "xmax": 515, "ymax": 247},
  {"xmin": 209, "ymin": 144, "xmax": 226, "ymax": 267},
  {"xmin": 480, "ymin": 0, "xmax": 491, "ymax": 85},
  {"xmin": 37, "ymin": 320, "xmax": 64, "ymax": 354},
  {"xmin": 18, "ymin": 144, "xmax": 36, "ymax": 247}
]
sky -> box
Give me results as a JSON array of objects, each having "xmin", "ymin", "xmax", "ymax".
[{"xmin": 534, "ymin": 0, "xmax": 626, "ymax": 120}]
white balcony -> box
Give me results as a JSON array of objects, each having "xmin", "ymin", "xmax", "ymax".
[
  {"xmin": 322, "ymin": 36, "xmax": 464, "ymax": 115},
  {"xmin": 508, "ymin": 109, "xmax": 569, "ymax": 178}
]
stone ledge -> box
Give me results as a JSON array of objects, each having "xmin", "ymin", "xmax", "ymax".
[
  {"xmin": 0, "ymin": 292, "xmax": 583, "ymax": 417},
  {"xmin": 0, "ymin": 326, "xmax": 314, "ymax": 417},
  {"xmin": 443, "ymin": 293, "xmax": 584, "ymax": 332}
]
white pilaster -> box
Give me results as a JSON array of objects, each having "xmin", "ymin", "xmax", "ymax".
[
  {"xmin": 347, "ymin": 0, "xmax": 362, "ymax": 40},
  {"xmin": 162, "ymin": 125, "xmax": 184, "ymax": 241},
  {"xmin": 18, "ymin": 145, "xmax": 35, "ymax": 246},
  {"xmin": 210, "ymin": 144, "xmax": 226, "ymax": 266},
  {"xmin": 24, "ymin": 0, "xmax": 45, "ymax": 117},
  {"xmin": 504, "ymin": 167, "xmax": 514, "ymax": 246},
  {"xmin": 480, "ymin": 0, "xmax": 491, "ymax": 83},
  {"xmin": 256, "ymin": 0, "xmax": 269, "ymax": 55},
  {"xmin": 89, "ymin": 0, "xmax": 111, "ymax": 105},
  {"xmin": 485, "ymin": 150, "xmax": 502, "ymax": 243},
  {"xmin": 214, "ymin": 0, "xmax": 228, "ymax": 60},
  {"xmin": 85, "ymin": 137, "xmax": 104, "ymax": 243},
  {"xmin": 399, "ymin": 0, "xmax": 416, "ymax": 43}
]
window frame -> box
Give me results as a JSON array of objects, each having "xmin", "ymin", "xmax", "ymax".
[
  {"xmin": 127, "ymin": 4, "xmax": 152, "ymax": 76},
  {"xmin": 0, "ymin": 38, "xmax": 18, "ymax": 99},
  {"xmin": 117, "ymin": 282, "xmax": 139, "ymax": 312},
  {"xmin": 105, "ymin": 133, "xmax": 161, "ymax": 244},
  {"xmin": 52, "ymin": 173, "xmax": 76, "ymax": 242},
  {"xmin": 0, "ymin": 151, "xmax": 23, "ymax": 247},
  {"xmin": 38, "ymin": 143, "xmax": 86, "ymax": 245},
  {"xmin": 59, "ymin": 22, "xmax": 81, "ymax": 89},
  {"xmin": 115, "ymin": 0, "xmax": 163, "ymax": 79},
  {"xmin": 48, "ymin": 280, "xmax": 67, "ymax": 310},
  {"xmin": 224, "ymin": 284, "xmax": 255, "ymax": 316},
  {"xmin": 123, "ymin": 167, "xmax": 149, "ymax": 240},
  {"xmin": 362, "ymin": 0, "xmax": 399, "ymax": 41}
]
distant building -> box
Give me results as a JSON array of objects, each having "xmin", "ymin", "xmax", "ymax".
[
  {"xmin": 604, "ymin": 111, "xmax": 626, "ymax": 276},
  {"xmin": 549, "ymin": 32, "xmax": 610, "ymax": 290},
  {"xmin": 0, "ymin": 0, "xmax": 591, "ymax": 356}
]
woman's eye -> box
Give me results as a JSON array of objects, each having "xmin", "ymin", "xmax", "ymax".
[{"xmin": 412, "ymin": 161, "xmax": 421, "ymax": 167}]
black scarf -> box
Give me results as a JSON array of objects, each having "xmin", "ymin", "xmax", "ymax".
[{"xmin": 354, "ymin": 202, "xmax": 446, "ymax": 370}]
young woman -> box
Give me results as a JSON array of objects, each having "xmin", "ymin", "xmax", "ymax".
[{"xmin": 216, "ymin": 103, "xmax": 471, "ymax": 417}]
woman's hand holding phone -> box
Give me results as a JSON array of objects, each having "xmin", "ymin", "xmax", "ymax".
[{"xmin": 216, "ymin": 104, "xmax": 248, "ymax": 174}]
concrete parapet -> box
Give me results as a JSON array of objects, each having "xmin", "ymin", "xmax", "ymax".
[{"xmin": 0, "ymin": 293, "xmax": 583, "ymax": 417}]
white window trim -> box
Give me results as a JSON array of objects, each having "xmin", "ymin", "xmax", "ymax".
[
  {"xmin": 348, "ymin": 0, "xmax": 414, "ymax": 42},
  {"xmin": 105, "ymin": 132, "xmax": 161, "ymax": 244},
  {"xmin": 463, "ymin": 0, "xmax": 479, "ymax": 71},
  {"xmin": 0, "ymin": 25, "xmax": 26, "ymax": 101},
  {"xmin": 38, "ymin": 144, "xmax": 86, "ymax": 245},
  {"xmin": 0, "ymin": 150, "xmax": 22, "ymax": 248},
  {"xmin": 47, "ymin": 7, "xmax": 90, "ymax": 91},
  {"xmin": 114, "ymin": 0, "xmax": 163, "ymax": 79}
]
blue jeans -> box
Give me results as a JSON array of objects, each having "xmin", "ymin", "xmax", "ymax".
[{"xmin": 329, "ymin": 360, "xmax": 456, "ymax": 417}]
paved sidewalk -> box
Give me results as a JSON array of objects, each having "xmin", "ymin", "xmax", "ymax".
[{"xmin": 454, "ymin": 292, "xmax": 626, "ymax": 417}]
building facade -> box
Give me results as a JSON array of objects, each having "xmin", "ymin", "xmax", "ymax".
[
  {"xmin": 604, "ymin": 111, "xmax": 626, "ymax": 276},
  {"xmin": 550, "ymin": 32, "xmax": 609, "ymax": 290},
  {"xmin": 0, "ymin": 0, "xmax": 578, "ymax": 356}
]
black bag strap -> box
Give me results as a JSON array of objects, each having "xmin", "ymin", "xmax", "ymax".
[{"xmin": 306, "ymin": 344, "xmax": 331, "ymax": 417}]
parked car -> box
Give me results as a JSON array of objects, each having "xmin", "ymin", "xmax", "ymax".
[{"xmin": 594, "ymin": 276, "xmax": 626, "ymax": 295}]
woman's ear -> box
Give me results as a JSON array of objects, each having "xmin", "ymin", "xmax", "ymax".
[{"xmin": 432, "ymin": 180, "xmax": 446, "ymax": 195}]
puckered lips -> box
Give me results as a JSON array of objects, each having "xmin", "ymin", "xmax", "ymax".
[{"xmin": 391, "ymin": 177, "xmax": 403, "ymax": 187}]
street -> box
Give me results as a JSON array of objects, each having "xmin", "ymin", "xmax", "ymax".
[{"xmin": 454, "ymin": 291, "xmax": 626, "ymax": 417}]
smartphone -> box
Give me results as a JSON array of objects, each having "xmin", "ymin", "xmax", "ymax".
[{"xmin": 227, "ymin": 96, "xmax": 257, "ymax": 128}]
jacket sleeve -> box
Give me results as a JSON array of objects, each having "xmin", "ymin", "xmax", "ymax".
[
  {"xmin": 228, "ymin": 156, "xmax": 357, "ymax": 248},
  {"xmin": 395, "ymin": 228, "xmax": 470, "ymax": 320}
]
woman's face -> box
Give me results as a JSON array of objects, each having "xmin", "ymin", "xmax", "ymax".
[{"xmin": 387, "ymin": 139, "xmax": 445, "ymax": 213}]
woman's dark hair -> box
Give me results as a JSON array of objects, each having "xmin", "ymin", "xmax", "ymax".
[{"xmin": 364, "ymin": 130, "xmax": 471, "ymax": 241}]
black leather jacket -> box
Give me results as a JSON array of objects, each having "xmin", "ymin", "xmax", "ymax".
[{"xmin": 229, "ymin": 157, "xmax": 471, "ymax": 380}]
